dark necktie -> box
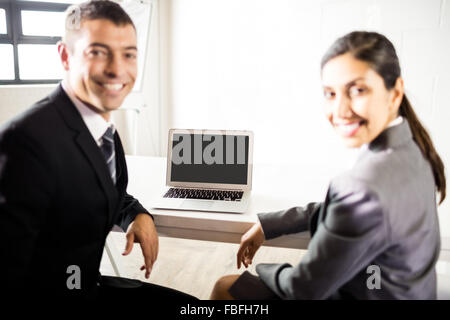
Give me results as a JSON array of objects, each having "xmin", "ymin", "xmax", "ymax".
[{"xmin": 101, "ymin": 126, "xmax": 116, "ymax": 184}]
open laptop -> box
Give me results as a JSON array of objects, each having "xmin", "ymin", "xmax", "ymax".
[{"xmin": 151, "ymin": 129, "xmax": 254, "ymax": 213}]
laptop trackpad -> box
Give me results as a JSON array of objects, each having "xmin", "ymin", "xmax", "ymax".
[{"xmin": 180, "ymin": 200, "xmax": 213, "ymax": 210}]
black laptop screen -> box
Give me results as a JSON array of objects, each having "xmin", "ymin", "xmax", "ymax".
[{"xmin": 170, "ymin": 134, "xmax": 249, "ymax": 185}]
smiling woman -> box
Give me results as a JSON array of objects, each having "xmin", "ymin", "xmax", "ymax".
[
  {"xmin": 211, "ymin": 31, "xmax": 446, "ymax": 301},
  {"xmin": 321, "ymin": 53, "xmax": 404, "ymax": 148},
  {"xmin": 321, "ymin": 31, "xmax": 446, "ymax": 205}
]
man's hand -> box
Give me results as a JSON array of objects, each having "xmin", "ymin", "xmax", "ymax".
[
  {"xmin": 236, "ymin": 221, "xmax": 265, "ymax": 269},
  {"xmin": 122, "ymin": 213, "xmax": 159, "ymax": 279}
]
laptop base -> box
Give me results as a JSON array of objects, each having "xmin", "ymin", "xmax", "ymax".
[{"xmin": 151, "ymin": 193, "xmax": 250, "ymax": 214}]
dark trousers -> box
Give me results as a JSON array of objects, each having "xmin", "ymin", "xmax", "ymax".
[
  {"xmin": 4, "ymin": 275, "xmax": 198, "ymax": 312},
  {"xmin": 97, "ymin": 275, "xmax": 198, "ymax": 303},
  {"xmin": 3, "ymin": 278, "xmax": 197, "ymax": 318}
]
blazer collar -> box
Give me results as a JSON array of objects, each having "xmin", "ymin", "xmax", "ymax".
[
  {"xmin": 48, "ymin": 84, "xmax": 88, "ymax": 132},
  {"xmin": 49, "ymin": 84, "xmax": 118, "ymax": 222},
  {"xmin": 368, "ymin": 119, "xmax": 413, "ymax": 152}
]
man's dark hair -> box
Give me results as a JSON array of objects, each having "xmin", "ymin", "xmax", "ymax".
[{"xmin": 64, "ymin": 0, "xmax": 135, "ymax": 46}]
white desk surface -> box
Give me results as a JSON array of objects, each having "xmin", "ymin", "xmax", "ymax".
[{"xmin": 125, "ymin": 155, "xmax": 332, "ymax": 249}]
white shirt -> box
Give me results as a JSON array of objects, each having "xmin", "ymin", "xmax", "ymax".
[
  {"xmin": 359, "ymin": 115, "xmax": 403, "ymax": 151},
  {"xmin": 61, "ymin": 80, "xmax": 115, "ymax": 147},
  {"xmin": 347, "ymin": 115, "xmax": 403, "ymax": 169},
  {"xmin": 387, "ymin": 115, "xmax": 403, "ymax": 129}
]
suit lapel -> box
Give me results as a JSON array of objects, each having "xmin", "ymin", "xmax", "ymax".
[
  {"xmin": 50, "ymin": 85, "xmax": 118, "ymax": 224},
  {"xmin": 74, "ymin": 130, "xmax": 118, "ymax": 222},
  {"xmin": 114, "ymin": 131, "xmax": 127, "ymax": 193}
]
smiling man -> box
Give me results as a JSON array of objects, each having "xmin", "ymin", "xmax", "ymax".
[
  {"xmin": 61, "ymin": 10, "xmax": 137, "ymax": 120},
  {"xmin": 0, "ymin": 0, "xmax": 195, "ymax": 304}
]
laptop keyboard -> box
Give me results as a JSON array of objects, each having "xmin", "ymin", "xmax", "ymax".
[{"xmin": 163, "ymin": 188, "xmax": 244, "ymax": 201}]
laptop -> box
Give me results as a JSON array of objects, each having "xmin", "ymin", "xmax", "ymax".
[{"xmin": 151, "ymin": 129, "xmax": 254, "ymax": 213}]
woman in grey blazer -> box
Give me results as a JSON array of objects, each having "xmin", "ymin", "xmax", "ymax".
[{"xmin": 210, "ymin": 31, "xmax": 446, "ymax": 300}]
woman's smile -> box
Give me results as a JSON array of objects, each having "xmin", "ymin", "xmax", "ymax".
[{"xmin": 333, "ymin": 120, "xmax": 367, "ymax": 137}]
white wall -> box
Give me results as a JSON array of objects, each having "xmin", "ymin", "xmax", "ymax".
[
  {"xmin": 0, "ymin": 85, "xmax": 56, "ymax": 123},
  {"xmin": 166, "ymin": 0, "xmax": 450, "ymax": 238}
]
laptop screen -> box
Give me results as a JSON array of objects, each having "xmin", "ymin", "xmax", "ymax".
[{"xmin": 170, "ymin": 133, "xmax": 249, "ymax": 185}]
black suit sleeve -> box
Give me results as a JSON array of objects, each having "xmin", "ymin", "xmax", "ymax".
[
  {"xmin": 0, "ymin": 127, "xmax": 54, "ymax": 289},
  {"xmin": 116, "ymin": 192, "xmax": 153, "ymax": 232}
]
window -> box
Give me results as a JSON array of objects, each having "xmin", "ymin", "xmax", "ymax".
[
  {"xmin": 0, "ymin": 0, "xmax": 152, "ymax": 89},
  {"xmin": 21, "ymin": 10, "xmax": 66, "ymax": 37},
  {"xmin": 0, "ymin": 0, "xmax": 76, "ymax": 84},
  {"xmin": 0, "ymin": 44, "xmax": 15, "ymax": 79},
  {"xmin": 0, "ymin": 8, "xmax": 7, "ymax": 34}
]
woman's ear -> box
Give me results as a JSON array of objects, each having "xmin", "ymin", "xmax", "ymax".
[{"xmin": 390, "ymin": 77, "xmax": 404, "ymax": 114}]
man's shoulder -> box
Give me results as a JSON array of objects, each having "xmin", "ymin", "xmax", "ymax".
[{"xmin": 0, "ymin": 88, "xmax": 68, "ymax": 141}]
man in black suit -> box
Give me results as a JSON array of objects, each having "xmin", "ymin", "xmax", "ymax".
[{"xmin": 0, "ymin": 0, "xmax": 195, "ymax": 304}]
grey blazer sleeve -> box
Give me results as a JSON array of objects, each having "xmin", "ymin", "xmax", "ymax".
[
  {"xmin": 257, "ymin": 202, "xmax": 322, "ymax": 239},
  {"xmin": 256, "ymin": 177, "xmax": 388, "ymax": 299}
]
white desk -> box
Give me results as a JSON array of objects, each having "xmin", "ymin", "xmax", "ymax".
[
  {"xmin": 108, "ymin": 155, "xmax": 450, "ymax": 291},
  {"xmin": 124, "ymin": 155, "xmax": 333, "ymax": 249}
]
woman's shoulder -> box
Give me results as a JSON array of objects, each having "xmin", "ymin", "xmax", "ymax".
[
  {"xmin": 329, "ymin": 142, "xmax": 435, "ymax": 224},
  {"xmin": 325, "ymin": 173, "xmax": 387, "ymax": 239}
]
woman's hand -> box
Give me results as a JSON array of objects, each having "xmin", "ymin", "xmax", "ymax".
[{"xmin": 237, "ymin": 221, "xmax": 265, "ymax": 269}]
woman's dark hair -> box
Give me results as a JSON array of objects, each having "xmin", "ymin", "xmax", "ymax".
[{"xmin": 321, "ymin": 31, "xmax": 446, "ymax": 204}]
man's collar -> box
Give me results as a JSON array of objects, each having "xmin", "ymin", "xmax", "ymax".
[{"xmin": 61, "ymin": 80, "xmax": 115, "ymax": 145}]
